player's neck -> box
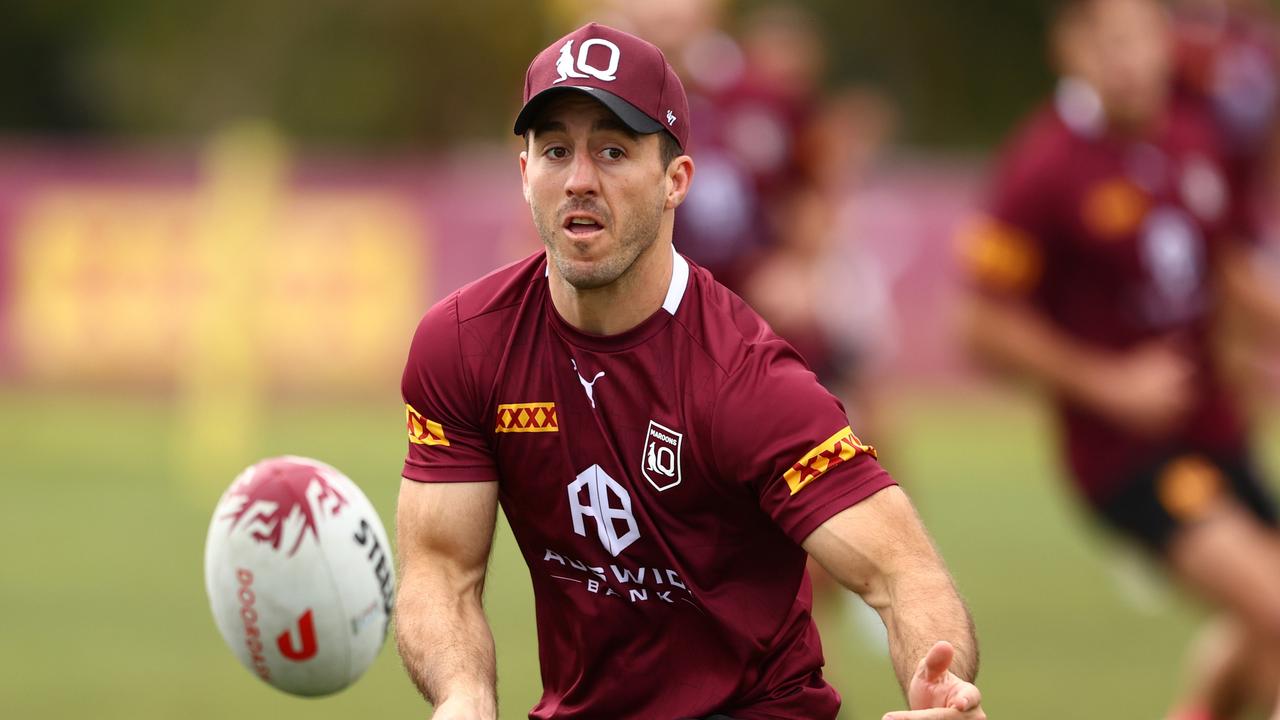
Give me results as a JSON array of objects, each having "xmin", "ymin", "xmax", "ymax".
[
  {"xmin": 548, "ymin": 236, "xmax": 675, "ymax": 336},
  {"xmin": 1104, "ymin": 101, "xmax": 1168, "ymax": 139}
]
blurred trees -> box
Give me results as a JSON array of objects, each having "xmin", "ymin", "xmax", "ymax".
[
  {"xmin": 801, "ymin": 0, "xmax": 1059, "ymax": 148},
  {"xmin": 0, "ymin": 0, "xmax": 1074, "ymax": 149},
  {"xmin": 0, "ymin": 0, "xmax": 548, "ymax": 148}
]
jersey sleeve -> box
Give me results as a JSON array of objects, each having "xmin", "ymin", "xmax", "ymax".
[
  {"xmin": 956, "ymin": 134, "xmax": 1057, "ymax": 302},
  {"xmin": 400, "ymin": 293, "xmax": 498, "ymax": 484},
  {"xmin": 711, "ymin": 340, "xmax": 895, "ymax": 545}
]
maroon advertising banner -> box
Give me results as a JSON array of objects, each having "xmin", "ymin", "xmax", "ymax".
[{"xmin": 0, "ymin": 136, "xmax": 983, "ymax": 393}]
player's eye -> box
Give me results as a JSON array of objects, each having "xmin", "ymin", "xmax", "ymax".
[
  {"xmin": 600, "ymin": 147, "xmax": 625, "ymax": 161},
  {"xmin": 544, "ymin": 146, "xmax": 569, "ymax": 160}
]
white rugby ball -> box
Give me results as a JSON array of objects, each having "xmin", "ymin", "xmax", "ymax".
[{"xmin": 204, "ymin": 456, "xmax": 395, "ymax": 696}]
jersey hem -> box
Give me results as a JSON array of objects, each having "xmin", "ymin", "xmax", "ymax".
[{"xmin": 402, "ymin": 462, "xmax": 499, "ymax": 484}]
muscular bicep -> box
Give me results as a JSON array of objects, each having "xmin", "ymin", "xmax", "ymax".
[
  {"xmin": 397, "ymin": 479, "xmax": 498, "ymax": 595},
  {"xmin": 801, "ymin": 485, "xmax": 941, "ymax": 603}
]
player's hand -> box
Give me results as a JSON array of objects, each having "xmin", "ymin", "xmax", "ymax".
[
  {"xmin": 1087, "ymin": 340, "xmax": 1195, "ymax": 437},
  {"xmin": 883, "ymin": 641, "xmax": 986, "ymax": 720}
]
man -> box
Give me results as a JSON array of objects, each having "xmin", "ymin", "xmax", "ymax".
[
  {"xmin": 959, "ymin": 1, "xmax": 1280, "ymax": 717},
  {"xmin": 396, "ymin": 23, "xmax": 984, "ymax": 720}
]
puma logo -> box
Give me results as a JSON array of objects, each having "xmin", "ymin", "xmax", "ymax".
[{"xmin": 571, "ymin": 359, "xmax": 606, "ymax": 409}]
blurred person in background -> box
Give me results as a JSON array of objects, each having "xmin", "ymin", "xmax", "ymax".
[
  {"xmin": 959, "ymin": 0, "xmax": 1280, "ymax": 718},
  {"xmin": 615, "ymin": 0, "xmax": 890, "ymax": 411},
  {"xmin": 616, "ymin": 0, "xmax": 902, "ymax": 650},
  {"xmin": 735, "ymin": 4, "xmax": 892, "ymax": 420},
  {"xmin": 1173, "ymin": 0, "xmax": 1280, "ymax": 416}
]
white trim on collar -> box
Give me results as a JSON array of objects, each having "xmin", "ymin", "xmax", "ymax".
[
  {"xmin": 662, "ymin": 245, "xmax": 689, "ymax": 315},
  {"xmin": 1055, "ymin": 76, "xmax": 1105, "ymax": 139}
]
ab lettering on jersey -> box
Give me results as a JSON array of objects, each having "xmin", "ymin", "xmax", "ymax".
[
  {"xmin": 554, "ymin": 462, "xmax": 698, "ymax": 608},
  {"xmin": 567, "ymin": 464, "xmax": 639, "ymax": 557}
]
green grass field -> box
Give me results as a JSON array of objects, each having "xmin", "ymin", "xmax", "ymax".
[{"xmin": 3, "ymin": 387, "xmax": 1277, "ymax": 719}]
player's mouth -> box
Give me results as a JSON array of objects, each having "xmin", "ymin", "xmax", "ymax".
[{"xmin": 563, "ymin": 212, "xmax": 605, "ymax": 238}]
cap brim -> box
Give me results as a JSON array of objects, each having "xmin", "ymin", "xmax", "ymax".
[{"xmin": 513, "ymin": 86, "xmax": 664, "ymax": 139}]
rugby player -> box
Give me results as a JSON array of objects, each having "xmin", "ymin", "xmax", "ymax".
[
  {"xmin": 960, "ymin": 1, "xmax": 1280, "ymax": 717},
  {"xmin": 396, "ymin": 22, "xmax": 985, "ymax": 720}
]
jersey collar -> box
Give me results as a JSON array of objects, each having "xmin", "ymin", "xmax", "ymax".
[
  {"xmin": 661, "ymin": 245, "xmax": 690, "ymax": 315},
  {"xmin": 543, "ymin": 245, "xmax": 689, "ymax": 352},
  {"xmin": 1055, "ymin": 77, "xmax": 1106, "ymax": 139}
]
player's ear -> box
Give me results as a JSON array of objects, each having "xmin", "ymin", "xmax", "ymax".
[
  {"xmin": 664, "ymin": 155, "xmax": 694, "ymax": 211},
  {"xmin": 519, "ymin": 149, "xmax": 531, "ymax": 205}
]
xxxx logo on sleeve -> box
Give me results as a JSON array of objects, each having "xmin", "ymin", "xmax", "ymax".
[
  {"xmin": 405, "ymin": 404, "xmax": 450, "ymax": 446},
  {"xmin": 496, "ymin": 402, "xmax": 559, "ymax": 433},
  {"xmin": 783, "ymin": 426, "xmax": 876, "ymax": 495}
]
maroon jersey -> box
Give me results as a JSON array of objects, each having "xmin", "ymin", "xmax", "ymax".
[
  {"xmin": 401, "ymin": 248, "xmax": 892, "ymax": 719},
  {"xmin": 962, "ymin": 87, "xmax": 1250, "ymax": 504}
]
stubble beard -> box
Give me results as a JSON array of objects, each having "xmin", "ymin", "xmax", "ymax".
[{"xmin": 535, "ymin": 192, "xmax": 665, "ymax": 291}]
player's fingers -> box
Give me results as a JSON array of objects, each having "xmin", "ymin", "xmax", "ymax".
[
  {"xmin": 884, "ymin": 709, "xmax": 986, "ymax": 720},
  {"xmin": 946, "ymin": 682, "xmax": 982, "ymax": 711},
  {"xmin": 918, "ymin": 640, "xmax": 955, "ymax": 683},
  {"xmin": 882, "ymin": 708, "xmax": 963, "ymax": 720}
]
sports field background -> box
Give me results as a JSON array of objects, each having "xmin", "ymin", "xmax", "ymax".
[
  {"xmin": 4, "ymin": 2, "xmax": 1279, "ymax": 718},
  {"xmin": 5, "ymin": 386, "xmax": 1276, "ymax": 719}
]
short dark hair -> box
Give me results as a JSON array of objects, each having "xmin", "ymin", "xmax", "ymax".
[
  {"xmin": 658, "ymin": 131, "xmax": 682, "ymax": 169},
  {"xmin": 525, "ymin": 129, "xmax": 684, "ymax": 169}
]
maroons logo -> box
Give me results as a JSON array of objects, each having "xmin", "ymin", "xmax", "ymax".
[
  {"xmin": 553, "ymin": 38, "xmax": 621, "ymax": 84},
  {"xmin": 222, "ymin": 459, "xmax": 349, "ymax": 556}
]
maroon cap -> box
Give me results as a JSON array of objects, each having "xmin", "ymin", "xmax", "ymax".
[{"xmin": 514, "ymin": 23, "xmax": 690, "ymax": 151}]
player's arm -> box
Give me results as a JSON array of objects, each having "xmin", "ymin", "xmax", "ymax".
[
  {"xmin": 803, "ymin": 486, "xmax": 985, "ymax": 719},
  {"xmin": 395, "ymin": 478, "xmax": 499, "ymax": 719},
  {"xmin": 959, "ymin": 273, "xmax": 1194, "ymax": 438},
  {"xmin": 961, "ymin": 292, "xmax": 1104, "ymax": 400},
  {"xmin": 1220, "ymin": 242, "xmax": 1280, "ymax": 347}
]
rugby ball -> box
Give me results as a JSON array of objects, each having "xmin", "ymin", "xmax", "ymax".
[{"xmin": 204, "ymin": 456, "xmax": 395, "ymax": 696}]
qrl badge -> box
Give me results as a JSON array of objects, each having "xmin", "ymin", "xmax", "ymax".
[{"xmin": 642, "ymin": 420, "xmax": 682, "ymax": 492}]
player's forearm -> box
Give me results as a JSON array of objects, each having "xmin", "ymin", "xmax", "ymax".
[
  {"xmin": 877, "ymin": 560, "xmax": 979, "ymax": 688},
  {"xmin": 1222, "ymin": 246, "xmax": 1280, "ymax": 347},
  {"xmin": 395, "ymin": 571, "xmax": 497, "ymax": 716},
  {"xmin": 961, "ymin": 294, "xmax": 1111, "ymax": 407}
]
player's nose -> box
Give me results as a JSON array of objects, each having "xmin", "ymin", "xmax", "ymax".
[{"xmin": 564, "ymin": 149, "xmax": 600, "ymax": 197}]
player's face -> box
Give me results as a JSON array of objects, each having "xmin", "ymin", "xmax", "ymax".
[
  {"xmin": 521, "ymin": 94, "xmax": 671, "ymax": 290},
  {"xmin": 1061, "ymin": 0, "xmax": 1173, "ymax": 129}
]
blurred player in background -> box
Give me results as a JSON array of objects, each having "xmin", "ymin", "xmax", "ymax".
[
  {"xmin": 614, "ymin": 0, "xmax": 902, "ymax": 649},
  {"xmin": 613, "ymin": 0, "xmax": 893, "ymax": 417},
  {"xmin": 960, "ymin": 0, "xmax": 1280, "ymax": 718},
  {"xmin": 1173, "ymin": 0, "xmax": 1280, "ymax": 414},
  {"xmin": 396, "ymin": 22, "xmax": 985, "ymax": 720}
]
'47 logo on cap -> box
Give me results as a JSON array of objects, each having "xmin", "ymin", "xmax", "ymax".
[{"xmin": 554, "ymin": 38, "xmax": 621, "ymax": 84}]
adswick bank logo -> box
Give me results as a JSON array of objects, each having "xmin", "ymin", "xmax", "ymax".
[
  {"xmin": 568, "ymin": 464, "xmax": 639, "ymax": 557},
  {"xmin": 557, "ymin": 466, "xmax": 698, "ymax": 608}
]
